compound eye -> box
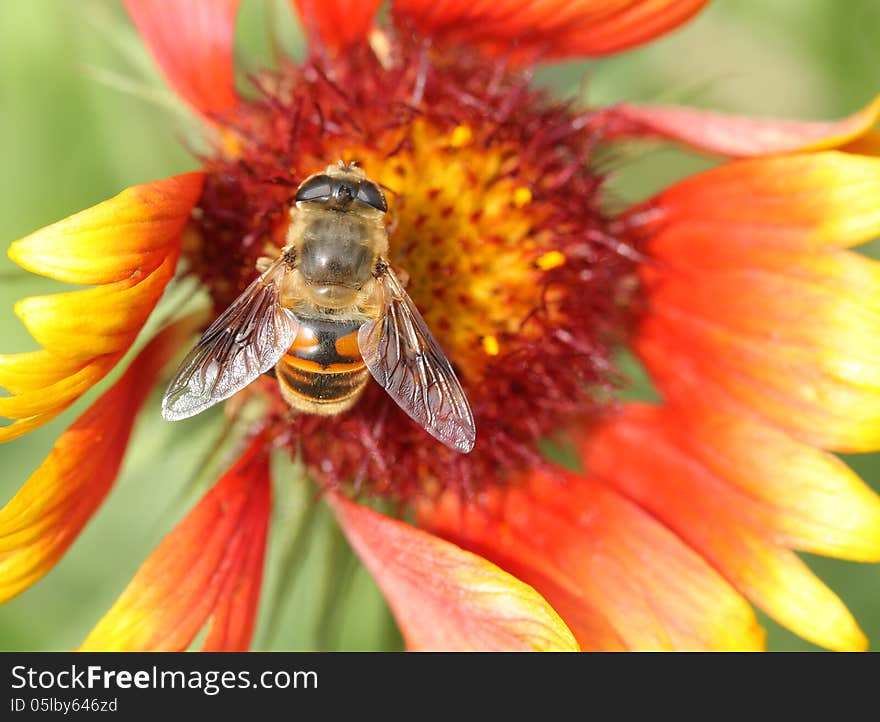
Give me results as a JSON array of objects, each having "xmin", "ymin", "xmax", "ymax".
[
  {"xmin": 296, "ymin": 174, "xmax": 333, "ymax": 203},
  {"xmin": 356, "ymin": 181, "xmax": 388, "ymax": 212}
]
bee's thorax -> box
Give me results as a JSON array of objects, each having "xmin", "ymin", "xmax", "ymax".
[{"xmin": 285, "ymin": 203, "xmax": 388, "ymax": 312}]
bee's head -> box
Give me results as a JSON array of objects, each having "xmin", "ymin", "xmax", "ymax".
[{"xmin": 295, "ymin": 165, "xmax": 388, "ymax": 214}]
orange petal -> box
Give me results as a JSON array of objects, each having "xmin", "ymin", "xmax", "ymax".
[
  {"xmin": 0, "ymin": 318, "xmax": 196, "ymax": 603},
  {"xmin": 13, "ymin": 255, "xmax": 176, "ymax": 361},
  {"xmin": 838, "ymin": 131, "xmax": 880, "ymax": 156},
  {"xmin": 578, "ymin": 404, "xmax": 870, "ymax": 651},
  {"xmin": 0, "ymin": 415, "xmax": 57, "ymax": 444},
  {"xmin": 79, "ymin": 432, "xmax": 272, "ymax": 652},
  {"xmin": 292, "ymin": 0, "xmax": 382, "ymax": 53},
  {"xmin": 8, "ymin": 173, "xmax": 203, "ymax": 285},
  {"xmin": 1, "ymin": 173, "xmax": 203, "ymax": 441},
  {"xmin": 637, "ymin": 220, "xmax": 880, "ymax": 452},
  {"xmin": 328, "ymin": 493, "xmax": 578, "ymax": 651},
  {"xmin": 125, "ymin": 0, "xmax": 240, "ymax": 116},
  {"xmin": 634, "ymin": 152, "xmax": 880, "ymax": 252},
  {"xmin": 674, "ymin": 402, "xmax": 880, "ymax": 563},
  {"xmin": 393, "ymin": 0, "xmax": 708, "ymax": 61},
  {"xmin": 0, "ymin": 351, "xmax": 86, "ymax": 395},
  {"xmin": 418, "ymin": 472, "xmax": 763, "ymax": 652},
  {"xmin": 609, "ymin": 95, "xmax": 880, "ymax": 157},
  {"xmin": 0, "ymin": 356, "xmax": 119, "ymax": 422}
]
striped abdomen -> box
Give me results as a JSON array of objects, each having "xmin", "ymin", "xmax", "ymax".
[{"xmin": 275, "ymin": 316, "xmax": 369, "ymax": 415}]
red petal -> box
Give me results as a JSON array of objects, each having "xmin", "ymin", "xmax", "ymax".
[
  {"xmin": 125, "ymin": 0, "xmax": 240, "ymax": 116},
  {"xmin": 418, "ymin": 471, "xmax": 763, "ymax": 651},
  {"xmin": 199, "ymin": 486, "xmax": 269, "ymax": 652},
  {"xmin": 328, "ymin": 493, "xmax": 578, "ymax": 651},
  {"xmin": 79, "ymin": 433, "xmax": 272, "ymax": 651},
  {"xmin": 578, "ymin": 404, "xmax": 871, "ymax": 651},
  {"xmin": 393, "ymin": 0, "xmax": 708, "ymax": 61},
  {"xmin": 292, "ymin": 0, "xmax": 382, "ymax": 52},
  {"xmin": 608, "ymin": 96, "xmax": 880, "ymax": 157},
  {"xmin": 0, "ymin": 317, "xmax": 198, "ymax": 603}
]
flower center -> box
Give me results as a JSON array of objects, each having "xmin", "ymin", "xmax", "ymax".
[
  {"xmin": 346, "ymin": 119, "xmax": 562, "ymax": 380},
  {"xmin": 189, "ymin": 38, "xmax": 637, "ymax": 500}
]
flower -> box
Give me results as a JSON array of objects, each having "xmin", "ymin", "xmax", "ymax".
[{"xmin": 2, "ymin": 0, "xmax": 880, "ymax": 651}]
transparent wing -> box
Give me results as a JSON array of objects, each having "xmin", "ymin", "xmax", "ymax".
[
  {"xmin": 358, "ymin": 266, "xmax": 476, "ymax": 453},
  {"xmin": 162, "ymin": 257, "xmax": 299, "ymax": 420}
]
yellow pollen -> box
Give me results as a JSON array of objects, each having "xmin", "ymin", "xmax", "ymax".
[
  {"xmin": 336, "ymin": 119, "xmax": 561, "ymax": 379},
  {"xmin": 513, "ymin": 187, "xmax": 532, "ymax": 207},
  {"xmin": 536, "ymin": 250, "xmax": 566, "ymax": 271},
  {"xmin": 219, "ymin": 129, "xmax": 245, "ymax": 160},
  {"xmin": 482, "ymin": 335, "xmax": 501, "ymax": 356},
  {"xmin": 449, "ymin": 125, "xmax": 473, "ymax": 148},
  {"xmin": 368, "ymin": 28, "xmax": 393, "ymax": 69}
]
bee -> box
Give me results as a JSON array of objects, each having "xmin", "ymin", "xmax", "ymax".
[{"xmin": 161, "ymin": 162, "xmax": 476, "ymax": 453}]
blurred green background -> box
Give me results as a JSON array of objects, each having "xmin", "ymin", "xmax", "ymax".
[{"xmin": 1, "ymin": 0, "xmax": 879, "ymax": 651}]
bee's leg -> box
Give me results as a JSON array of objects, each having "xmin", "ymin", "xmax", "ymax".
[
  {"xmin": 255, "ymin": 256, "xmax": 275, "ymax": 273},
  {"xmin": 385, "ymin": 210, "xmax": 399, "ymax": 236}
]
